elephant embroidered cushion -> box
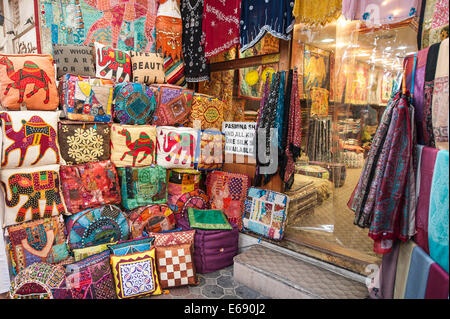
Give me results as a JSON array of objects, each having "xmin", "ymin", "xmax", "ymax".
[
  {"xmin": 129, "ymin": 204, "xmax": 176, "ymax": 238},
  {"xmin": 52, "ymin": 44, "xmax": 96, "ymax": 79},
  {"xmin": 151, "ymin": 84, "xmax": 194, "ymax": 126},
  {"xmin": 59, "ymin": 74, "xmax": 115, "ymax": 122},
  {"xmin": 167, "ymin": 169, "xmax": 201, "ymax": 211},
  {"xmin": 113, "ymin": 82, "xmax": 157, "ymax": 125},
  {"xmin": 7, "ymin": 215, "xmax": 70, "ymax": 273},
  {"xmin": 58, "ymin": 121, "xmax": 111, "ymax": 165},
  {"xmin": 94, "ymin": 42, "xmax": 131, "ymax": 83},
  {"xmin": 130, "ymin": 51, "xmax": 166, "ymax": 84},
  {"xmin": 188, "ymin": 94, "xmax": 224, "ymax": 130},
  {"xmin": 110, "ymin": 248, "xmax": 162, "ymax": 299},
  {"xmin": 0, "ymin": 164, "xmax": 66, "ymax": 227},
  {"xmin": 116, "ymin": 165, "xmax": 167, "ymax": 210},
  {"xmin": 59, "ymin": 160, "xmax": 121, "ymax": 214},
  {"xmin": 110, "ymin": 124, "xmax": 157, "ymax": 167},
  {"xmin": 194, "ymin": 130, "xmax": 225, "ymax": 171},
  {"xmin": 107, "ymin": 237, "xmax": 155, "ymax": 256},
  {"xmin": 0, "ymin": 110, "xmax": 62, "ymax": 168},
  {"xmin": 0, "ymin": 54, "xmax": 59, "ymax": 110},
  {"xmin": 156, "ymin": 126, "xmax": 199, "ymax": 169}
]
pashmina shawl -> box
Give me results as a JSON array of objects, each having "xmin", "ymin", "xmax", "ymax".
[
  {"xmin": 279, "ymin": 70, "xmax": 293, "ymax": 183},
  {"xmin": 393, "ymin": 240, "xmax": 415, "ymax": 299},
  {"xmin": 412, "ymin": 48, "xmax": 429, "ymax": 145},
  {"xmin": 293, "ymin": 0, "xmax": 341, "ymax": 26},
  {"xmin": 425, "ymin": 262, "xmax": 450, "ymax": 299},
  {"xmin": 404, "ymin": 245, "xmax": 434, "ymax": 299}
]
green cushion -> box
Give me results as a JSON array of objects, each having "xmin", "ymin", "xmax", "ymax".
[{"xmin": 187, "ymin": 208, "xmax": 232, "ymax": 230}]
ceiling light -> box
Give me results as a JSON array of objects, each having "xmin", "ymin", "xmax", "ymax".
[
  {"xmin": 321, "ymin": 38, "xmax": 335, "ymax": 43},
  {"xmin": 397, "ymin": 46, "xmax": 408, "ymax": 50}
]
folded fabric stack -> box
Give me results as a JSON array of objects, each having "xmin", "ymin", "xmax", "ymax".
[{"xmin": 285, "ymin": 180, "xmax": 318, "ymax": 224}]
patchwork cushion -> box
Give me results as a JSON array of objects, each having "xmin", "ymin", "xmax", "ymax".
[
  {"xmin": 58, "ymin": 74, "xmax": 114, "ymax": 122},
  {"xmin": 107, "ymin": 237, "xmax": 155, "ymax": 256},
  {"xmin": 188, "ymin": 93, "xmax": 224, "ymax": 130},
  {"xmin": 147, "ymin": 230, "xmax": 195, "ymax": 247},
  {"xmin": 113, "ymin": 82, "xmax": 157, "ymax": 125},
  {"xmin": 0, "ymin": 164, "xmax": 66, "ymax": 227},
  {"xmin": 156, "ymin": 243, "xmax": 197, "ymax": 288},
  {"xmin": 156, "ymin": 126, "xmax": 198, "ymax": 169},
  {"xmin": 59, "ymin": 160, "xmax": 121, "ymax": 214},
  {"xmin": 129, "ymin": 204, "xmax": 176, "ymax": 238},
  {"xmin": 52, "ymin": 44, "xmax": 96, "ymax": 79},
  {"xmin": 167, "ymin": 169, "xmax": 201, "ymax": 211},
  {"xmin": 0, "ymin": 54, "xmax": 58, "ymax": 110},
  {"xmin": 187, "ymin": 208, "xmax": 232, "ymax": 230},
  {"xmin": 110, "ymin": 124, "xmax": 157, "ymax": 167},
  {"xmin": 174, "ymin": 189, "xmax": 209, "ymax": 222},
  {"xmin": 94, "ymin": 42, "xmax": 131, "ymax": 83},
  {"xmin": 58, "ymin": 121, "xmax": 111, "ymax": 165},
  {"xmin": 73, "ymin": 243, "xmax": 114, "ymax": 262},
  {"xmin": 110, "ymin": 248, "xmax": 162, "ymax": 299},
  {"xmin": 151, "ymin": 84, "xmax": 194, "ymax": 126},
  {"xmin": 7, "ymin": 215, "xmax": 70, "ymax": 273},
  {"xmin": 194, "ymin": 130, "xmax": 225, "ymax": 171},
  {"xmin": 130, "ymin": 51, "xmax": 166, "ymax": 84},
  {"xmin": 0, "ymin": 110, "xmax": 62, "ymax": 168}
]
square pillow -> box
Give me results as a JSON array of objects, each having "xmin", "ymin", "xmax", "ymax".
[
  {"xmin": 94, "ymin": 42, "xmax": 131, "ymax": 83},
  {"xmin": 156, "ymin": 126, "xmax": 198, "ymax": 169},
  {"xmin": 0, "ymin": 54, "xmax": 58, "ymax": 110},
  {"xmin": 58, "ymin": 121, "xmax": 111, "ymax": 165},
  {"xmin": 7, "ymin": 215, "xmax": 70, "ymax": 273},
  {"xmin": 147, "ymin": 230, "xmax": 195, "ymax": 247},
  {"xmin": 73, "ymin": 243, "xmax": 114, "ymax": 262},
  {"xmin": 0, "ymin": 164, "xmax": 66, "ymax": 227},
  {"xmin": 194, "ymin": 130, "xmax": 225, "ymax": 171},
  {"xmin": 151, "ymin": 84, "xmax": 194, "ymax": 126},
  {"xmin": 129, "ymin": 205, "xmax": 176, "ymax": 238},
  {"xmin": 188, "ymin": 93, "xmax": 224, "ymax": 130},
  {"xmin": 59, "ymin": 160, "xmax": 121, "ymax": 214},
  {"xmin": 167, "ymin": 169, "xmax": 201, "ymax": 211},
  {"xmin": 0, "ymin": 110, "xmax": 62, "ymax": 168},
  {"xmin": 117, "ymin": 165, "xmax": 167, "ymax": 210},
  {"xmin": 110, "ymin": 248, "xmax": 162, "ymax": 299},
  {"xmin": 187, "ymin": 208, "xmax": 232, "ymax": 230},
  {"xmin": 110, "ymin": 124, "xmax": 157, "ymax": 167},
  {"xmin": 52, "ymin": 44, "xmax": 96, "ymax": 79},
  {"xmin": 156, "ymin": 243, "xmax": 197, "ymax": 289},
  {"xmin": 130, "ymin": 51, "xmax": 165, "ymax": 84},
  {"xmin": 107, "ymin": 237, "xmax": 155, "ymax": 256}
]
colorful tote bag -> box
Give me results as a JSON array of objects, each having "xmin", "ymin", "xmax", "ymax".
[
  {"xmin": 110, "ymin": 248, "xmax": 162, "ymax": 299},
  {"xmin": 167, "ymin": 169, "xmax": 201, "ymax": 211},
  {"xmin": 116, "ymin": 165, "xmax": 167, "ymax": 210},
  {"xmin": 243, "ymin": 187, "xmax": 290, "ymax": 240},
  {"xmin": 65, "ymin": 205, "xmax": 129, "ymax": 250},
  {"xmin": 195, "ymin": 130, "xmax": 225, "ymax": 171},
  {"xmin": 129, "ymin": 204, "xmax": 176, "ymax": 238},
  {"xmin": 0, "ymin": 164, "xmax": 66, "ymax": 227},
  {"xmin": 110, "ymin": 124, "xmax": 157, "ymax": 167},
  {"xmin": 174, "ymin": 189, "xmax": 209, "ymax": 222},
  {"xmin": 113, "ymin": 82, "xmax": 157, "ymax": 125},
  {"xmin": 0, "ymin": 110, "xmax": 61, "ymax": 168},
  {"xmin": 52, "ymin": 44, "xmax": 96, "ymax": 79},
  {"xmin": 206, "ymin": 171, "xmax": 250, "ymax": 230},
  {"xmin": 7, "ymin": 215, "xmax": 70, "ymax": 273},
  {"xmin": 156, "ymin": 126, "xmax": 198, "ymax": 169},
  {"xmin": 188, "ymin": 93, "xmax": 225, "ymax": 130},
  {"xmin": 151, "ymin": 84, "xmax": 194, "ymax": 126},
  {"xmin": 59, "ymin": 74, "xmax": 114, "ymax": 122},
  {"xmin": 0, "ymin": 54, "xmax": 58, "ymax": 110},
  {"xmin": 130, "ymin": 51, "xmax": 166, "ymax": 84},
  {"xmin": 148, "ymin": 230, "xmax": 195, "ymax": 247},
  {"xmin": 94, "ymin": 42, "xmax": 131, "ymax": 83},
  {"xmin": 58, "ymin": 121, "xmax": 111, "ymax": 165}
]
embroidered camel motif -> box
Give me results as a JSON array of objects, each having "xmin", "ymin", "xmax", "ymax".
[
  {"xmin": 119, "ymin": 128, "xmax": 155, "ymax": 166},
  {"xmin": 0, "ymin": 112, "xmax": 60, "ymax": 167},
  {"xmin": 0, "ymin": 56, "xmax": 52, "ymax": 104}
]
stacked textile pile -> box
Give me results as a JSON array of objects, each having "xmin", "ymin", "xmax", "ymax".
[{"xmin": 285, "ymin": 180, "xmax": 318, "ymax": 224}]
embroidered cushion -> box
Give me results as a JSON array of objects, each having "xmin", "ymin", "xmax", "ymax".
[
  {"xmin": 0, "ymin": 110, "xmax": 62, "ymax": 168},
  {"xmin": 110, "ymin": 248, "xmax": 162, "ymax": 299},
  {"xmin": 167, "ymin": 169, "xmax": 201, "ymax": 211},
  {"xmin": 9, "ymin": 263, "xmax": 66, "ymax": 299},
  {"xmin": 58, "ymin": 74, "xmax": 114, "ymax": 122},
  {"xmin": 52, "ymin": 44, "xmax": 96, "ymax": 79},
  {"xmin": 59, "ymin": 160, "xmax": 121, "ymax": 214},
  {"xmin": 129, "ymin": 204, "xmax": 176, "ymax": 238},
  {"xmin": 147, "ymin": 230, "xmax": 195, "ymax": 247},
  {"xmin": 58, "ymin": 121, "xmax": 111, "ymax": 165},
  {"xmin": 113, "ymin": 82, "xmax": 157, "ymax": 125},
  {"xmin": 0, "ymin": 54, "xmax": 58, "ymax": 110},
  {"xmin": 7, "ymin": 215, "xmax": 70, "ymax": 273},
  {"xmin": 94, "ymin": 42, "xmax": 131, "ymax": 83},
  {"xmin": 156, "ymin": 243, "xmax": 197, "ymax": 288},
  {"xmin": 73, "ymin": 243, "xmax": 114, "ymax": 262},
  {"xmin": 187, "ymin": 208, "xmax": 232, "ymax": 231},
  {"xmin": 151, "ymin": 84, "xmax": 194, "ymax": 126},
  {"xmin": 65, "ymin": 205, "xmax": 129, "ymax": 250},
  {"xmin": 107, "ymin": 237, "xmax": 155, "ymax": 256},
  {"xmin": 174, "ymin": 189, "xmax": 209, "ymax": 222},
  {"xmin": 156, "ymin": 126, "xmax": 198, "ymax": 169},
  {"xmin": 194, "ymin": 130, "xmax": 225, "ymax": 171},
  {"xmin": 0, "ymin": 165, "xmax": 66, "ymax": 227},
  {"xmin": 243, "ymin": 187, "xmax": 290, "ymax": 240},
  {"xmin": 188, "ymin": 93, "xmax": 224, "ymax": 130},
  {"xmin": 110, "ymin": 124, "xmax": 157, "ymax": 167},
  {"xmin": 130, "ymin": 51, "xmax": 166, "ymax": 84}
]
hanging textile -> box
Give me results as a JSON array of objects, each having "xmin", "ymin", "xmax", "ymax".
[
  {"xmin": 412, "ymin": 48, "xmax": 429, "ymax": 145},
  {"xmin": 181, "ymin": 0, "xmax": 210, "ymax": 82},
  {"xmin": 425, "ymin": 262, "xmax": 449, "ymax": 299},
  {"xmin": 293, "ymin": 0, "xmax": 342, "ymax": 26},
  {"xmin": 240, "ymin": 0, "xmax": 295, "ymax": 53},
  {"xmin": 393, "ymin": 241, "xmax": 416, "ymax": 299},
  {"xmin": 202, "ymin": 0, "xmax": 241, "ymax": 59},
  {"xmin": 275, "ymin": 71, "xmax": 286, "ymax": 150},
  {"xmin": 156, "ymin": 0, "xmax": 184, "ymax": 61},
  {"xmin": 306, "ymin": 117, "xmax": 331, "ymax": 163},
  {"xmin": 279, "ymin": 70, "xmax": 293, "ymax": 183},
  {"xmin": 404, "ymin": 245, "xmax": 434, "ymax": 299},
  {"xmin": 420, "ymin": 0, "xmax": 449, "ymax": 49},
  {"xmin": 376, "ymin": 240, "xmax": 401, "ymax": 299}
]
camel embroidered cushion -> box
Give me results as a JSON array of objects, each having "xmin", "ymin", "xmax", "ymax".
[
  {"xmin": 59, "ymin": 160, "xmax": 121, "ymax": 214},
  {"xmin": 7, "ymin": 215, "xmax": 70, "ymax": 273},
  {"xmin": 116, "ymin": 165, "xmax": 167, "ymax": 210},
  {"xmin": 110, "ymin": 124, "xmax": 157, "ymax": 167},
  {"xmin": 0, "ymin": 54, "xmax": 58, "ymax": 110},
  {"xmin": 156, "ymin": 126, "xmax": 198, "ymax": 169},
  {"xmin": 113, "ymin": 82, "xmax": 157, "ymax": 125},
  {"xmin": 52, "ymin": 44, "xmax": 96, "ymax": 79},
  {"xmin": 130, "ymin": 51, "xmax": 166, "ymax": 84},
  {"xmin": 194, "ymin": 130, "xmax": 225, "ymax": 171},
  {"xmin": 129, "ymin": 204, "xmax": 176, "ymax": 238},
  {"xmin": 0, "ymin": 164, "xmax": 66, "ymax": 227},
  {"xmin": 58, "ymin": 121, "xmax": 111, "ymax": 165},
  {"xmin": 151, "ymin": 84, "xmax": 194, "ymax": 126},
  {"xmin": 94, "ymin": 42, "xmax": 131, "ymax": 83},
  {"xmin": 188, "ymin": 94, "xmax": 224, "ymax": 130},
  {"xmin": 59, "ymin": 74, "xmax": 114, "ymax": 122},
  {"xmin": 0, "ymin": 110, "xmax": 62, "ymax": 168}
]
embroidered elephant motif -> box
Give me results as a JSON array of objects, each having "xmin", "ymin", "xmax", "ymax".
[
  {"xmin": 97, "ymin": 46, "xmax": 130, "ymax": 82},
  {"xmin": 162, "ymin": 131, "xmax": 195, "ymax": 166}
]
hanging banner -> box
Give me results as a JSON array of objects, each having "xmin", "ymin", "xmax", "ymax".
[{"xmin": 222, "ymin": 122, "xmax": 256, "ymax": 157}]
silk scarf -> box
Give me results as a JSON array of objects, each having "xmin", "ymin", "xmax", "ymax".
[
  {"xmin": 404, "ymin": 245, "xmax": 434, "ymax": 299},
  {"xmin": 294, "ymin": 0, "xmax": 341, "ymax": 26},
  {"xmin": 425, "ymin": 262, "xmax": 449, "ymax": 299},
  {"xmin": 412, "ymin": 48, "xmax": 429, "ymax": 145},
  {"xmin": 393, "ymin": 240, "xmax": 416, "ymax": 299}
]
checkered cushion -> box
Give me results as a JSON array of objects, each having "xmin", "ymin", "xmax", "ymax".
[{"xmin": 156, "ymin": 243, "xmax": 197, "ymax": 288}]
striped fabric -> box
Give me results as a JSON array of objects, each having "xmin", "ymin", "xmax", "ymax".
[{"xmin": 164, "ymin": 57, "xmax": 186, "ymax": 87}]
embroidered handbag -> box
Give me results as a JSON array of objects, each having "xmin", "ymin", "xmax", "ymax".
[
  {"xmin": 7, "ymin": 215, "xmax": 70, "ymax": 273},
  {"xmin": 194, "ymin": 130, "xmax": 225, "ymax": 171},
  {"xmin": 243, "ymin": 187, "xmax": 290, "ymax": 240},
  {"xmin": 151, "ymin": 84, "xmax": 194, "ymax": 126},
  {"xmin": 129, "ymin": 204, "xmax": 176, "ymax": 238},
  {"xmin": 188, "ymin": 93, "xmax": 224, "ymax": 130},
  {"xmin": 94, "ymin": 42, "xmax": 131, "ymax": 83},
  {"xmin": 167, "ymin": 169, "xmax": 201, "ymax": 211},
  {"xmin": 59, "ymin": 160, "xmax": 121, "ymax": 214},
  {"xmin": 156, "ymin": 126, "xmax": 199, "ymax": 169},
  {"xmin": 58, "ymin": 74, "xmax": 115, "ymax": 122},
  {"xmin": 65, "ymin": 205, "xmax": 129, "ymax": 250},
  {"xmin": 116, "ymin": 165, "xmax": 167, "ymax": 210}
]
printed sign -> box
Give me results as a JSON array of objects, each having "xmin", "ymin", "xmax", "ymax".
[{"xmin": 222, "ymin": 122, "xmax": 256, "ymax": 156}]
